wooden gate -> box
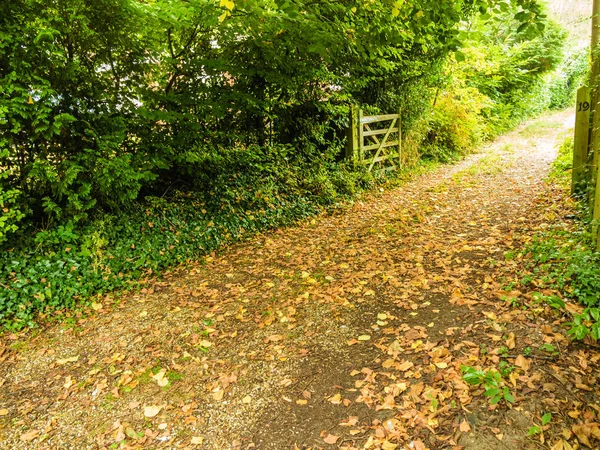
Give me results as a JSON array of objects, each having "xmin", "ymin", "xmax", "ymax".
[{"xmin": 346, "ymin": 107, "xmax": 402, "ymax": 173}]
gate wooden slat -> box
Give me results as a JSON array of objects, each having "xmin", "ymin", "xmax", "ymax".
[
  {"xmin": 360, "ymin": 114, "xmax": 399, "ymax": 124},
  {"xmin": 362, "ymin": 140, "xmax": 400, "ymax": 152},
  {"xmin": 363, "ymin": 127, "xmax": 400, "ymax": 137},
  {"xmin": 346, "ymin": 106, "xmax": 402, "ymax": 174}
]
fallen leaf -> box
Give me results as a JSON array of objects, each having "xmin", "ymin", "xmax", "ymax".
[
  {"xmin": 506, "ymin": 333, "xmax": 516, "ymax": 350},
  {"xmin": 460, "ymin": 420, "xmax": 472, "ymax": 432},
  {"xmin": 20, "ymin": 430, "xmax": 40, "ymax": 442},
  {"xmin": 56, "ymin": 355, "xmax": 79, "ymax": 365},
  {"xmin": 358, "ymin": 335, "xmax": 371, "ymax": 341},
  {"xmin": 191, "ymin": 436, "xmax": 204, "ymax": 445},
  {"xmin": 514, "ymin": 354, "xmax": 530, "ymax": 371},
  {"xmin": 296, "ymin": 399, "xmax": 308, "ymax": 405},
  {"xmin": 397, "ymin": 360, "xmax": 414, "ymax": 371},
  {"xmin": 242, "ymin": 395, "xmax": 252, "ymax": 404},
  {"xmin": 329, "ymin": 393, "xmax": 342, "ymax": 404},
  {"xmin": 144, "ymin": 405, "xmax": 162, "ymax": 418},
  {"xmin": 323, "ymin": 434, "xmax": 339, "ymax": 444},
  {"xmin": 382, "ymin": 359, "xmax": 396, "ymax": 368},
  {"xmin": 0, "ymin": 409, "xmax": 8, "ymax": 416}
]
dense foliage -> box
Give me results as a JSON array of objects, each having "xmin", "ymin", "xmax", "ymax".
[
  {"xmin": 421, "ymin": 4, "xmax": 567, "ymax": 161},
  {"xmin": 0, "ymin": 0, "xmax": 569, "ymax": 328}
]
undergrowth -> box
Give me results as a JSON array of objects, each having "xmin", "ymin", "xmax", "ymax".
[
  {"xmin": 0, "ymin": 154, "xmax": 436, "ymax": 330},
  {"xmin": 521, "ymin": 136, "xmax": 600, "ymax": 340}
]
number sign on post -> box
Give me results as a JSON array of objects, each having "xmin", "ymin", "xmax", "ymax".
[{"xmin": 573, "ymin": 87, "xmax": 591, "ymax": 195}]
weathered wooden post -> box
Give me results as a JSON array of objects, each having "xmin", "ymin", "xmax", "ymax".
[
  {"xmin": 358, "ymin": 108, "xmax": 364, "ymax": 165},
  {"xmin": 573, "ymin": 86, "xmax": 590, "ymax": 195},
  {"xmin": 345, "ymin": 105, "xmax": 359, "ymax": 166},
  {"xmin": 397, "ymin": 107, "xmax": 402, "ymax": 167}
]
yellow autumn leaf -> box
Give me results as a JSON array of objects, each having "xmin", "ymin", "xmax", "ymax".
[
  {"xmin": 329, "ymin": 393, "xmax": 342, "ymax": 404},
  {"xmin": 357, "ymin": 334, "xmax": 371, "ymax": 341},
  {"xmin": 56, "ymin": 355, "xmax": 79, "ymax": 365}
]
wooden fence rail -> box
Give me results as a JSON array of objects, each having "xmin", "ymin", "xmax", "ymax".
[{"xmin": 346, "ymin": 106, "xmax": 402, "ymax": 173}]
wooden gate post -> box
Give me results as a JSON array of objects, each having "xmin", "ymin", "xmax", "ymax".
[
  {"xmin": 345, "ymin": 105, "xmax": 359, "ymax": 166},
  {"xmin": 397, "ymin": 107, "xmax": 402, "ymax": 167},
  {"xmin": 358, "ymin": 108, "xmax": 364, "ymax": 163},
  {"xmin": 573, "ymin": 86, "xmax": 591, "ymax": 195}
]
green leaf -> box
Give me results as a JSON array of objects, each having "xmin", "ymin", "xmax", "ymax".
[
  {"xmin": 542, "ymin": 412, "xmax": 552, "ymax": 425},
  {"xmin": 503, "ymin": 387, "xmax": 514, "ymax": 404}
]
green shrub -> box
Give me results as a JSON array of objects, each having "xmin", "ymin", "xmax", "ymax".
[
  {"xmin": 0, "ymin": 145, "xmax": 376, "ymax": 329},
  {"xmin": 548, "ymin": 47, "xmax": 589, "ymax": 110}
]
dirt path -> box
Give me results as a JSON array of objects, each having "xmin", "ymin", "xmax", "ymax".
[{"xmin": 2, "ymin": 110, "xmax": 599, "ymax": 450}]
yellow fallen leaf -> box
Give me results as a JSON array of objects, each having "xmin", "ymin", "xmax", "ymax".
[
  {"xmin": 56, "ymin": 355, "xmax": 79, "ymax": 365},
  {"xmin": 382, "ymin": 359, "xmax": 395, "ymax": 368},
  {"xmin": 296, "ymin": 399, "xmax": 308, "ymax": 405},
  {"xmin": 329, "ymin": 393, "xmax": 342, "ymax": 404},
  {"xmin": 144, "ymin": 405, "xmax": 162, "ymax": 418},
  {"xmin": 191, "ymin": 436, "xmax": 204, "ymax": 445},
  {"xmin": 357, "ymin": 335, "xmax": 371, "ymax": 341},
  {"xmin": 242, "ymin": 395, "xmax": 252, "ymax": 404},
  {"xmin": 0, "ymin": 408, "xmax": 8, "ymax": 416},
  {"xmin": 377, "ymin": 313, "xmax": 388, "ymax": 320},
  {"xmin": 435, "ymin": 362, "xmax": 448, "ymax": 369},
  {"xmin": 212, "ymin": 390, "xmax": 224, "ymax": 401},
  {"xmin": 91, "ymin": 302, "xmax": 103, "ymax": 311},
  {"xmin": 64, "ymin": 376, "xmax": 74, "ymax": 389},
  {"xmin": 198, "ymin": 340, "xmax": 212, "ymax": 348}
]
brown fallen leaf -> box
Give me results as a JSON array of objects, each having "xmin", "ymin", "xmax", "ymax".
[
  {"xmin": 506, "ymin": 333, "xmax": 516, "ymax": 350},
  {"xmin": 323, "ymin": 434, "xmax": 339, "ymax": 444},
  {"xmin": 20, "ymin": 430, "xmax": 40, "ymax": 442},
  {"xmin": 460, "ymin": 419, "xmax": 472, "ymax": 432},
  {"xmin": 514, "ymin": 354, "xmax": 530, "ymax": 371},
  {"xmin": 397, "ymin": 360, "xmax": 414, "ymax": 371}
]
